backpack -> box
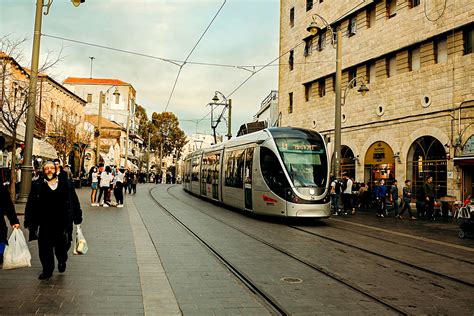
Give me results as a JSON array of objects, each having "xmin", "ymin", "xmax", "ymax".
[{"xmin": 335, "ymin": 180, "xmax": 342, "ymax": 194}]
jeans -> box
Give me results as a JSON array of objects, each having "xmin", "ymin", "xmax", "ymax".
[{"xmin": 331, "ymin": 194, "xmax": 340, "ymax": 213}]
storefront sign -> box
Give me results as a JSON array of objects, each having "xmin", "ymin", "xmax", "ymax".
[{"xmin": 365, "ymin": 141, "xmax": 395, "ymax": 165}]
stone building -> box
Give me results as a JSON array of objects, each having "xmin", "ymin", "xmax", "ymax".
[
  {"xmin": 63, "ymin": 77, "xmax": 141, "ymax": 169},
  {"xmin": 278, "ymin": 0, "xmax": 473, "ymax": 199}
]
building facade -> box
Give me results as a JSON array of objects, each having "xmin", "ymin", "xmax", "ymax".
[
  {"xmin": 253, "ymin": 90, "xmax": 280, "ymax": 127},
  {"xmin": 278, "ymin": 0, "xmax": 473, "ymax": 199},
  {"xmin": 63, "ymin": 77, "xmax": 141, "ymax": 169}
]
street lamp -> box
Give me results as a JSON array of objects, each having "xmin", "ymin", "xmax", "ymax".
[
  {"xmin": 342, "ymin": 77, "xmax": 369, "ymax": 106},
  {"xmin": 209, "ymin": 91, "xmax": 232, "ymax": 144},
  {"xmin": 307, "ymin": 14, "xmax": 343, "ymax": 178},
  {"xmin": 18, "ymin": 0, "xmax": 85, "ymax": 203},
  {"xmin": 95, "ymin": 86, "xmax": 120, "ymax": 166},
  {"xmin": 307, "ymin": 16, "xmax": 368, "ymax": 178}
]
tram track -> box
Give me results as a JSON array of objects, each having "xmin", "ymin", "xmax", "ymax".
[
  {"xmin": 160, "ymin": 185, "xmax": 408, "ymax": 315},
  {"xmin": 324, "ymin": 220, "xmax": 474, "ymax": 265},
  {"xmin": 145, "ymin": 187, "xmax": 288, "ymax": 316},
  {"xmin": 288, "ymin": 225, "xmax": 474, "ymax": 288}
]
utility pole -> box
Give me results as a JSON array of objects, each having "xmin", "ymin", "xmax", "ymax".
[
  {"xmin": 89, "ymin": 56, "xmax": 95, "ymax": 78},
  {"xmin": 227, "ymin": 99, "xmax": 232, "ymax": 140},
  {"xmin": 147, "ymin": 132, "xmax": 151, "ymax": 183},
  {"xmin": 334, "ymin": 29, "xmax": 342, "ymax": 179},
  {"xmin": 18, "ymin": 0, "xmax": 44, "ymax": 203},
  {"xmin": 96, "ymin": 91, "xmax": 103, "ymax": 165}
]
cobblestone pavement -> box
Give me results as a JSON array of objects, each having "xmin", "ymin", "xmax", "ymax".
[{"xmin": 1, "ymin": 183, "xmax": 473, "ymax": 315}]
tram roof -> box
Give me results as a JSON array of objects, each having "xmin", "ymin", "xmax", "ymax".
[{"xmin": 185, "ymin": 127, "xmax": 323, "ymax": 159}]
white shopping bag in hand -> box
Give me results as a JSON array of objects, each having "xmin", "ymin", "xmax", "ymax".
[
  {"xmin": 74, "ymin": 225, "xmax": 88, "ymax": 255},
  {"xmin": 2, "ymin": 228, "xmax": 32, "ymax": 269}
]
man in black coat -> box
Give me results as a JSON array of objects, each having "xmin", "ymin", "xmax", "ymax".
[
  {"xmin": 0, "ymin": 182, "xmax": 20, "ymax": 265},
  {"xmin": 24, "ymin": 161, "xmax": 82, "ymax": 280}
]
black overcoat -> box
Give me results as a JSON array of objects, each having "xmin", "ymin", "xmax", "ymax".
[
  {"xmin": 24, "ymin": 175, "xmax": 82, "ymax": 242},
  {"xmin": 0, "ymin": 184, "xmax": 20, "ymax": 241}
]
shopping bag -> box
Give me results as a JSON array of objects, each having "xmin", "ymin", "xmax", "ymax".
[
  {"xmin": 2, "ymin": 228, "xmax": 32, "ymax": 269},
  {"xmin": 73, "ymin": 225, "xmax": 88, "ymax": 255}
]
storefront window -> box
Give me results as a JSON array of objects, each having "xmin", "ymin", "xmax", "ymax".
[
  {"xmin": 407, "ymin": 136, "xmax": 447, "ymax": 199},
  {"xmin": 364, "ymin": 141, "xmax": 395, "ymax": 188},
  {"xmin": 341, "ymin": 145, "xmax": 355, "ymax": 180}
]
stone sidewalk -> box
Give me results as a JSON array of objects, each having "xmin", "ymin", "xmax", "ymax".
[{"xmin": 0, "ymin": 185, "xmax": 179, "ymax": 315}]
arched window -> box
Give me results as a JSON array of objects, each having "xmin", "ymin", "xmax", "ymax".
[
  {"xmin": 341, "ymin": 145, "xmax": 355, "ymax": 179},
  {"xmin": 407, "ymin": 136, "xmax": 447, "ymax": 199}
]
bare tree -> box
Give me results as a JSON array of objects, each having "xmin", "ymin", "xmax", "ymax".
[{"xmin": 0, "ymin": 36, "xmax": 63, "ymax": 201}]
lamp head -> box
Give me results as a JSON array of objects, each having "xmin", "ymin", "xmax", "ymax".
[
  {"xmin": 357, "ymin": 82, "xmax": 369, "ymax": 96},
  {"xmin": 212, "ymin": 94, "xmax": 219, "ymax": 103},
  {"xmin": 307, "ymin": 21, "xmax": 321, "ymax": 36},
  {"xmin": 71, "ymin": 0, "xmax": 85, "ymax": 7}
]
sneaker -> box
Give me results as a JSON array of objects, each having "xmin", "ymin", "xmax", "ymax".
[
  {"xmin": 410, "ymin": 216, "xmax": 417, "ymax": 220},
  {"xmin": 117, "ymin": 204, "xmax": 123, "ymax": 208},
  {"xmin": 103, "ymin": 204, "xmax": 109, "ymax": 208},
  {"xmin": 380, "ymin": 214, "xmax": 384, "ymax": 218}
]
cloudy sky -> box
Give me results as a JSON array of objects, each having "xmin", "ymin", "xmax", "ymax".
[{"xmin": 0, "ymin": 0, "xmax": 280, "ymax": 136}]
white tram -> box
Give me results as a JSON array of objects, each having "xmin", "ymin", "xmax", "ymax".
[{"xmin": 182, "ymin": 127, "xmax": 331, "ymax": 218}]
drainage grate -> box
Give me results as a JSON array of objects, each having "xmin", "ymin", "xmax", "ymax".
[{"xmin": 280, "ymin": 277, "xmax": 303, "ymax": 284}]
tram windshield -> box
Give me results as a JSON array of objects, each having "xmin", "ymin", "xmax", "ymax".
[{"xmin": 274, "ymin": 136, "xmax": 328, "ymax": 190}]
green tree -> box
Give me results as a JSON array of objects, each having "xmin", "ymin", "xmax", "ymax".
[{"xmin": 150, "ymin": 112, "xmax": 187, "ymax": 158}]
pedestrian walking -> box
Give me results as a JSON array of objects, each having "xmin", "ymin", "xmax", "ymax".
[
  {"xmin": 97, "ymin": 166, "xmax": 113, "ymax": 207},
  {"xmin": 131, "ymin": 173, "xmax": 138, "ymax": 194},
  {"xmin": 342, "ymin": 173, "xmax": 353, "ymax": 215},
  {"xmin": 89, "ymin": 166, "xmax": 99, "ymax": 206},
  {"xmin": 330, "ymin": 176, "xmax": 342, "ymax": 215},
  {"xmin": 0, "ymin": 182, "xmax": 20, "ymax": 265},
  {"xmin": 114, "ymin": 167, "xmax": 124, "ymax": 207},
  {"xmin": 398, "ymin": 180, "xmax": 416, "ymax": 220},
  {"xmin": 423, "ymin": 176, "xmax": 435, "ymax": 220},
  {"xmin": 374, "ymin": 179, "xmax": 388, "ymax": 217},
  {"xmin": 24, "ymin": 161, "xmax": 82, "ymax": 280},
  {"xmin": 390, "ymin": 179, "xmax": 400, "ymax": 218}
]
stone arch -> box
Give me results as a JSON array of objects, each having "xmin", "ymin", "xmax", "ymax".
[{"xmin": 402, "ymin": 126, "xmax": 450, "ymax": 163}]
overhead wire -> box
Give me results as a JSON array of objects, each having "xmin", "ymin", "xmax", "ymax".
[
  {"xmin": 163, "ymin": 0, "xmax": 227, "ymax": 112},
  {"xmin": 42, "ymin": 34, "xmax": 334, "ymax": 70}
]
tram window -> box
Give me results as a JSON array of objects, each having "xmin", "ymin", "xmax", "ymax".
[
  {"xmin": 245, "ymin": 148, "xmax": 254, "ymax": 184},
  {"xmin": 192, "ymin": 156, "xmax": 200, "ymax": 181},
  {"xmin": 214, "ymin": 153, "xmax": 220, "ymax": 184},
  {"xmin": 224, "ymin": 150, "xmax": 244, "ymax": 188},
  {"xmin": 260, "ymin": 147, "xmax": 290, "ymax": 198}
]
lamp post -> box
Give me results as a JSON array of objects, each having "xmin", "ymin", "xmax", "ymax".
[
  {"xmin": 159, "ymin": 130, "xmax": 168, "ymax": 183},
  {"xmin": 18, "ymin": 0, "xmax": 85, "ymax": 203},
  {"xmin": 307, "ymin": 17, "xmax": 369, "ymax": 178},
  {"xmin": 210, "ymin": 91, "xmax": 231, "ymax": 144},
  {"xmin": 124, "ymin": 98, "xmax": 134, "ymax": 169}
]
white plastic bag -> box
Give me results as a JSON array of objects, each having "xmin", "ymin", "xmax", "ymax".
[
  {"xmin": 2, "ymin": 228, "xmax": 32, "ymax": 269},
  {"xmin": 73, "ymin": 225, "xmax": 88, "ymax": 255}
]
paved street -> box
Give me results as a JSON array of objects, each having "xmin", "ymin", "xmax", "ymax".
[{"xmin": 1, "ymin": 183, "xmax": 473, "ymax": 315}]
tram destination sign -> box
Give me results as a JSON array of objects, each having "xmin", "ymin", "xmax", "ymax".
[{"xmin": 278, "ymin": 140, "xmax": 323, "ymax": 153}]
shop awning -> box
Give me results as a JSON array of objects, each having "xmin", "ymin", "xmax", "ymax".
[
  {"xmin": 33, "ymin": 138, "xmax": 57, "ymax": 159},
  {"xmin": 453, "ymin": 156, "xmax": 474, "ymax": 165}
]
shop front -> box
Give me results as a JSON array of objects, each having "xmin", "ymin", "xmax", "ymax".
[
  {"xmin": 364, "ymin": 141, "xmax": 396, "ymax": 187},
  {"xmin": 454, "ymin": 134, "xmax": 474, "ymax": 200}
]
